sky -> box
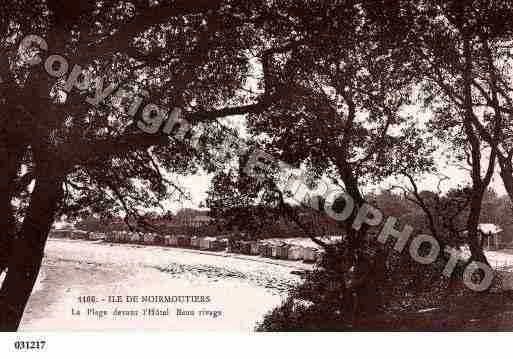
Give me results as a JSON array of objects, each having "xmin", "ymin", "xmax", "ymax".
[
  {"xmin": 171, "ymin": 139, "xmax": 507, "ymax": 214},
  {"xmin": 174, "ymin": 155, "xmax": 507, "ymax": 212}
]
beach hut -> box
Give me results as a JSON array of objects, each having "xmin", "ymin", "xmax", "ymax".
[
  {"xmin": 139, "ymin": 233, "xmax": 145, "ymax": 243},
  {"xmin": 250, "ymin": 242, "xmax": 260, "ymax": 255},
  {"xmin": 217, "ymin": 238, "xmax": 229, "ymax": 251},
  {"xmin": 106, "ymin": 232, "xmax": 115, "ymax": 242},
  {"xmin": 130, "ymin": 232, "xmax": 140, "ymax": 243},
  {"xmin": 153, "ymin": 233, "xmax": 164, "ymax": 245},
  {"xmin": 275, "ymin": 244, "xmax": 289, "ymax": 259},
  {"xmin": 150, "ymin": 233, "xmax": 158, "ymax": 245},
  {"xmin": 164, "ymin": 235, "xmax": 175, "ymax": 246},
  {"xmin": 478, "ymin": 223, "xmax": 504, "ymax": 250},
  {"xmin": 51, "ymin": 229, "xmax": 73, "ymax": 239},
  {"xmin": 177, "ymin": 235, "xmax": 190, "ymax": 247},
  {"xmin": 142, "ymin": 233, "xmax": 152, "ymax": 244},
  {"xmin": 228, "ymin": 240, "xmax": 241, "ymax": 253},
  {"xmin": 258, "ymin": 242, "xmax": 272, "ymax": 257},
  {"xmin": 265, "ymin": 245, "xmax": 273, "ymax": 257},
  {"xmin": 257, "ymin": 242, "xmax": 267, "ymax": 256},
  {"xmin": 271, "ymin": 244, "xmax": 279, "ymax": 258},
  {"xmin": 170, "ymin": 235, "xmax": 179, "ymax": 246},
  {"xmin": 150, "ymin": 233, "xmax": 158, "ymax": 244},
  {"xmin": 211, "ymin": 238, "xmax": 225, "ymax": 251},
  {"xmin": 271, "ymin": 242, "xmax": 288, "ymax": 258},
  {"xmin": 72, "ymin": 230, "xmax": 89, "ymax": 241},
  {"xmin": 191, "ymin": 236, "xmax": 201, "ymax": 248},
  {"xmin": 270, "ymin": 242, "xmax": 289, "ymax": 259},
  {"xmin": 88, "ymin": 232, "xmax": 106, "ymax": 241},
  {"xmin": 199, "ymin": 237, "xmax": 208, "ymax": 250},
  {"xmin": 172, "ymin": 235, "xmax": 179, "ymax": 246},
  {"xmin": 239, "ymin": 241, "xmax": 252, "ymax": 255},
  {"xmin": 288, "ymin": 245, "xmax": 304, "ymax": 261},
  {"xmin": 212, "ymin": 238, "xmax": 226, "ymax": 251}
]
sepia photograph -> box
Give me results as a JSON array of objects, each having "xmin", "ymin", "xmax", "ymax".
[{"xmin": 2, "ymin": 0, "xmax": 513, "ymax": 343}]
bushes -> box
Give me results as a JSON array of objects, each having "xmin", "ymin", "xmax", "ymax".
[
  {"xmin": 256, "ymin": 269, "xmax": 351, "ymax": 331},
  {"xmin": 256, "ymin": 242, "xmax": 472, "ymax": 331},
  {"xmin": 256, "ymin": 298, "xmax": 349, "ymax": 332},
  {"xmin": 256, "ymin": 249, "xmax": 372, "ymax": 331}
]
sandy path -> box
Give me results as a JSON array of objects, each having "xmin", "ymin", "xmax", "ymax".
[{"xmin": 20, "ymin": 238, "xmax": 311, "ymax": 331}]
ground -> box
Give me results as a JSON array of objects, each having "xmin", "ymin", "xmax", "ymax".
[
  {"xmin": 354, "ymin": 249, "xmax": 513, "ymax": 331},
  {"xmin": 19, "ymin": 238, "xmax": 312, "ymax": 331}
]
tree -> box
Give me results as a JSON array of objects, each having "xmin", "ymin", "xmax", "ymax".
[
  {"xmin": 392, "ymin": 178, "xmax": 472, "ymax": 249},
  {"xmin": 365, "ymin": 0, "xmax": 513, "ymax": 263},
  {"xmin": 203, "ymin": 1, "xmax": 442, "ymax": 320},
  {"xmin": 207, "ymin": 169, "xmax": 278, "ymax": 239},
  {"xmin": 243, "ymin": 1, "xmax": 434, "ymax": 264}
]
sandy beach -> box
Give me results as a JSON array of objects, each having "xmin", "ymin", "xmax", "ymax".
[{"xmin": 18, "ymin": 238, "xmax": 312, "ymax": 331}]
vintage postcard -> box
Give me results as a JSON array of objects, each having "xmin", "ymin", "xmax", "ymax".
[{"xmin": 2, "ymin": 1, "xmax": 513, "ymax": 347}]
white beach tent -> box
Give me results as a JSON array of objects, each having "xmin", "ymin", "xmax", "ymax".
[{"xmin": 478, "ymin": 223, "xmax": 503, "ymax": 250}]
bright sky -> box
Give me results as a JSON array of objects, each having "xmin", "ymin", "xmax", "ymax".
[
  {"xmin": 175, "ymin": 155, "xmax": 506, "ymax": 212},
  {"xmin": 172, "ymin": 142, "xmax": 507, "ymax": 214}
]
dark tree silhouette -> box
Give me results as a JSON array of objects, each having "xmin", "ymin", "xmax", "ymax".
[{"xmin": 1, "ymin": 0, "xmax": 511, "ymax": 331}]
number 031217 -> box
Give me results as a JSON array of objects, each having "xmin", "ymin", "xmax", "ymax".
[{"xmin": 14, "ymin": 340, "xmax": 46, "ymax": 350}]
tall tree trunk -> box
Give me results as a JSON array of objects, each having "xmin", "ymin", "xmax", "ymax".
[
  {"xmin": 466, "ymin": 191, "xmax": 489, "ymax": 265},
  {"xmin": 0, "ymin": 23, "xmax": 69, "ymax": 328},
  {"xmin": 0, "ymin": 117, "xmax": 27, "ymax": 272},
  {"xmin": 498, "ymin": 154, "xmax": 513, "ymax": 208},
  {"xmin": 0, "ymin": 115, "xmax": 11, "ymax": 272},
  {"xmin": 337, "ymin": 165, "xmax": 367, "ymax": 259},
  {"xmin": 335, "ymin": 164, "xmax": 384, "ymax": 319},
  {"xmin": 461, "ymin": 37, "xmax": 494, "ymax": 266},
  {"xmin": 0, "ymin": 172, "xmax": 63, "ymax": 331}
]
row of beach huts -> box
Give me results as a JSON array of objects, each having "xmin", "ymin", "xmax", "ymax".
[{"xmin": 52, "ymin": 229, "xmax": 325, "ymax": 263}]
